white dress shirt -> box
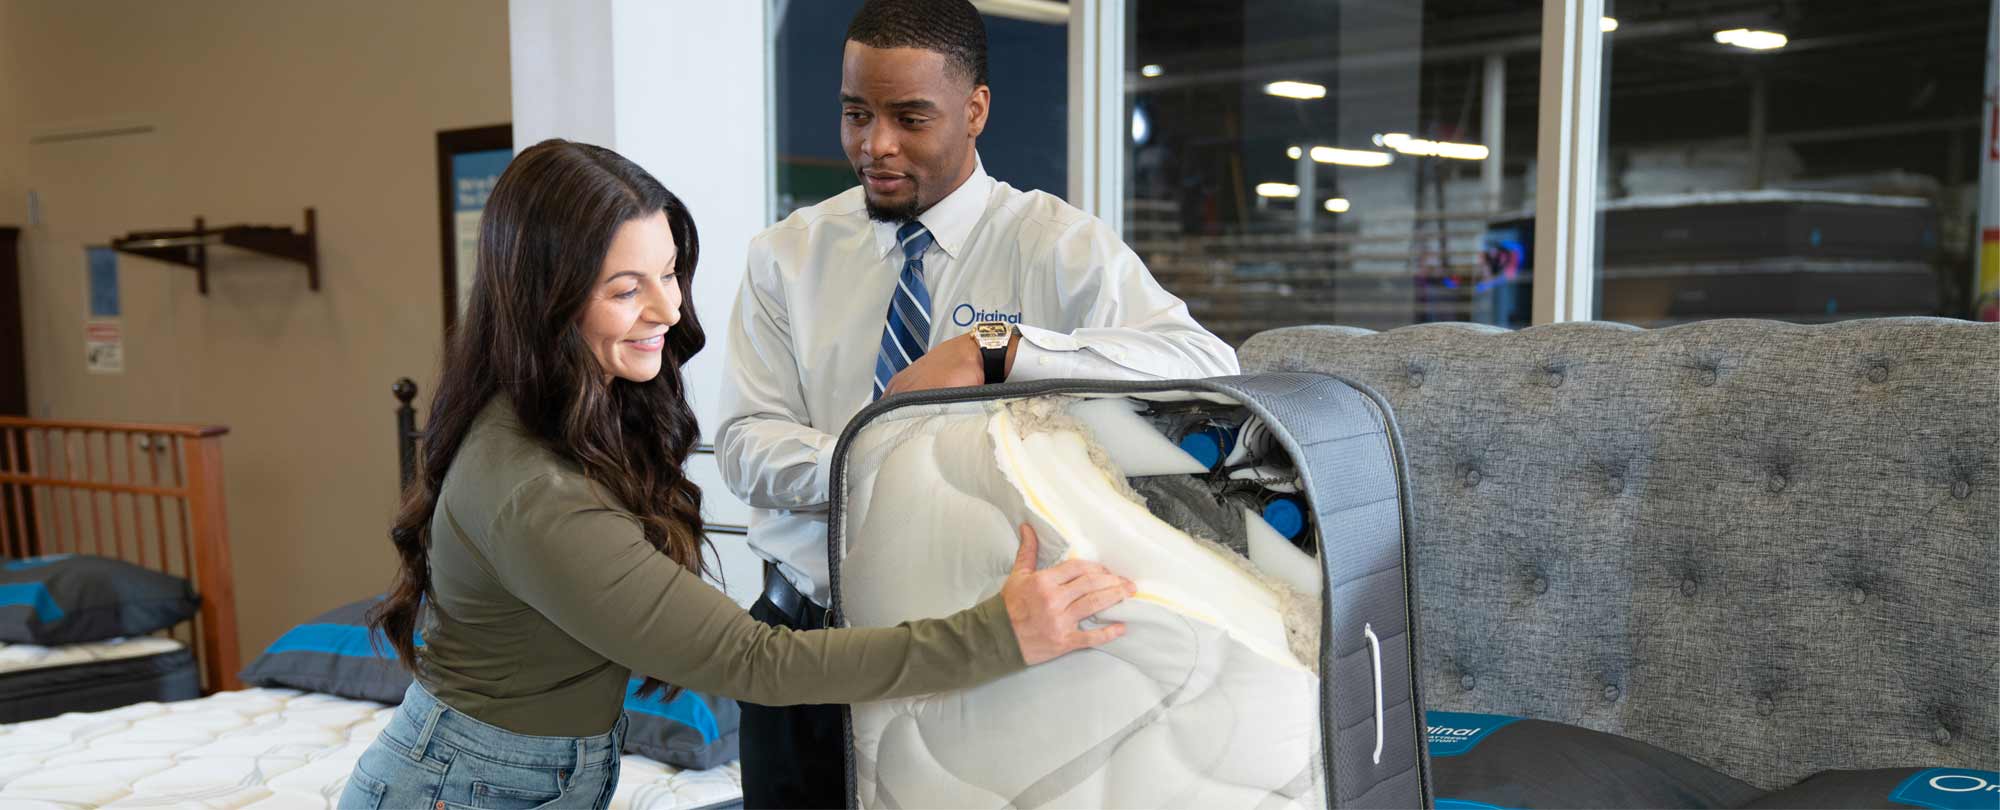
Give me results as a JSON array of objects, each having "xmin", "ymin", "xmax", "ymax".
[{"xmin": 716, "ymin": 159, "xmax": 1240, "ymax": 606}]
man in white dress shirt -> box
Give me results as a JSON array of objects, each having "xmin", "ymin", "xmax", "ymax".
[{"xmin": 716, "ymin": 1, "xmax": 1238, "ymax": 806}]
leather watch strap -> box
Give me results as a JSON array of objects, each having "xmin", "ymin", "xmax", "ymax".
[{"xmin": 981, "ymin": 341, "xmax": 1006, "ymax": 384}]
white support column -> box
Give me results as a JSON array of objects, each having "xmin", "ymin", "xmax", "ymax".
[
  {"xmin": 1482, "ymin": 53, "xmax": 1506, "ymax": 212},
  {"xmin": 1532, "ymin": 0, "xmax": 1606, "ymax": 324},
  {"xmin": 1295, "ymin": 153, "xmax": 1316, "ymax": 237},
  {"xmin": 510, "ymin": 0, "xmax": 771, "ymax": 604},
  {"xmin": 508, "ymin": 1, "xmax": 616, "ymax": 150},
  {"xmin": 1979, "ymin": 0, "xmax": 1999, "ymax": 320},
  {"xmin": 1067, "ymin": 0, "xmax": 1125, "ymax": 233},
  {"xmin": 509, "ymin": 0, "xmax": 769, "ymax": 439}
]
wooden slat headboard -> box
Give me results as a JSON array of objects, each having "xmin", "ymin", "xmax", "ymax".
[{"xmin": 0, "ymin": 417, "xmax": 240, "ymax": 693}]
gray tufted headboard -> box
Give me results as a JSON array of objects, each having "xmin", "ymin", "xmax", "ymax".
[{"xmin": 1239, "ymin": 318, "xmax": 2000, "ymax": 790}]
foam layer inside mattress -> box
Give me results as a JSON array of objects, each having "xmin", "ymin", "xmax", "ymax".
[{"xmin": 841, "ymin": 397, "xmax": 1323, "ymax": 809}]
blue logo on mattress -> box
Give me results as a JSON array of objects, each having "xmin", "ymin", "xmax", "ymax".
[
  {"xmin": 1425, "ymin": 711, "xmax": 1519, "ymax": 757},
  {"xmin": 622, "ymin": 678, "xmax": 720, "ymax": 745},
  {"xmin": 4, "ymin": 554, "xmax": 74, "ymax": 571},
  {"xmin": 0, "ymin": 583, "xmax": 64, "ymax": 623},
  {"xmin": 1890, "ymin": 768, "xmax": 2000, "ymax": 809}
]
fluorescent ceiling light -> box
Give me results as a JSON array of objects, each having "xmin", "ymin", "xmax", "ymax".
[
  {"xmin": 1287, "ymin": 145, "xmax": 1394, "ymax": 167},
  {"xmin": 1714, "ymin": 28, "xmax": 1787, "ymax": 50},
  {"xmin": 1264, "ymin": 80, "xmax": 1327, "ymax": 100},
  {"xmin": 1309, "ymin": 146, "xmax": 1393, "ymax": 167},
  {"xmin": 1255, "ymin": 182, "xmax": 1301, "ymax": 199},
  {"xmin": 1374, "ymin": 132, "xmax": 1490, "ymax": 161},
  {"xmin": 1323, "ymin": 198, "xmax": 1351, "ymax": 213},
  {"xmin": 969, "ymin": 0, "xmax": 1068, "ymax": 25},
  {"xmin": 1141, "ymin": 64, "xmax": 1165, "ymax": 78},
  {"xmin": 1600, "ymin": 17, "xmax": 1619, "ymax": 32}
]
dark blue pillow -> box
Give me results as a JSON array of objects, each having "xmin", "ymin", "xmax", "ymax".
[
  {"xmin": 239, "ymin": 596, "xmax": 416, "ymax": 704},
  {"xmin": 1426, "ymin": 711, "xmax": 1764, "ymax": 809},
  {"xmin": 0, "ymin": 554, "xmax": 199, "ymax": 644},
  {"xmin": 1740, "ymin": 767, "xmax": 2000, "ymax": 809},
  {"xmin": 242, "ymin": 596, "xmax": 740, "ymax": 770},
  {"xmin": 622, "ymin": 679, "xmax": 741, "ymax": 770}
]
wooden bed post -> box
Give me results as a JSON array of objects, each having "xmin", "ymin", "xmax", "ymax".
[{"xmin": 181, "ymin": 431, "xmax": 241, "ymax": 692}]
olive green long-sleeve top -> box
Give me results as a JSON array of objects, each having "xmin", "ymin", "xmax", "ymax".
[{"xmin": 415, "ymin": 399, "xmax": 1026, "ymax": 737}]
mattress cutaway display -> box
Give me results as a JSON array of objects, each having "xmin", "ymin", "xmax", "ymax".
[{"xmin": 840, "ymin": 394, "xmax": 1325, "ymax": 809}]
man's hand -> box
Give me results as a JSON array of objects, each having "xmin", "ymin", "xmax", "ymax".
[{"xmin": 883, "ymin": 332, "xmax": 1020, "ymax": 396}]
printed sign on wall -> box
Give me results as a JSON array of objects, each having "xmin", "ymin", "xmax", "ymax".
[
  {"xmin": 452, "ymin": 149, "xmax": 512, "ymax": 317},
  {"xmin": 85, "ymin": 320, "xmax": 123, "ymax": 374}
]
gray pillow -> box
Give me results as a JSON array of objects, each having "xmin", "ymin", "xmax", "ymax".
[
  {"xmin": 242, "ymin": 596, "xmax": 741, "ymax": 771},
  {"xmin": 0, "ymin": 554, "xmax": 199, "ymax": 645},
  {"xmin": 1739, "ymin": 767, "xmax": 2000, "ymax": 809},
  {"xmin": 238, "ymin": 596, "xmax": 414, "ymax": 703},
  {"xmin": 1427, "ymin": 711, "xmax": 1765, "ymax": 809},
  {"xmin": 621, "ymin": 681, "xmax": 742, "ymax": 771}
]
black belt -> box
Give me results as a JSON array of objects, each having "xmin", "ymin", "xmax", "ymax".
[{"xmin": 762, "ymin": 561, "xmax": 828, "ymax": 629}]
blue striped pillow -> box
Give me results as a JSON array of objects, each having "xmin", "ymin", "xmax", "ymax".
[
  {"xmin": 241, "ymin": 597, "xmax": 738, "ymax": 770},
  {"xmin": 0, "ymin": 554, "xmax": 198, "ymax": 644}
]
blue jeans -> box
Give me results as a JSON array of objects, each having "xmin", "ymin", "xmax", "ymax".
[{"xmin": 340, "ymin": 682, "xmax": 626, "ymax": 809}]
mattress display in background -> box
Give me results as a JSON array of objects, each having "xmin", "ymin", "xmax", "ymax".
[{"xmin": 0, "ymin": 636, "xmax": 199, "ymax": 724}]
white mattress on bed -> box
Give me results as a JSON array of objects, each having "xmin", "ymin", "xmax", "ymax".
[
  {"xmin": 0, "ymin": 688, "xmax": 743, "ymax": 809},
  {"xmin": 0, "ymin": 636, "xmax": 185, "ymax": 675}
]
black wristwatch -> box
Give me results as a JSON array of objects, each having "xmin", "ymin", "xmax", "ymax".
[{"xmin": 973, "ymin": 322, "xmax": 1012, "ymax": 384}]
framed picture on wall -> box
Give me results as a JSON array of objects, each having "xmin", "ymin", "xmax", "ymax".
[{"xmin": 436, "ymin": 124, "xmax": 512, "ymax": 337}]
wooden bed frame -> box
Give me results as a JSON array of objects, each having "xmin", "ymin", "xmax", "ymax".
[{"xmin": 0, "ymin": 417, "xmax": 241, "ymax": 693}]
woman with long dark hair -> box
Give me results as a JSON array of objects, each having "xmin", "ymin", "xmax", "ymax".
[{"xmin": 340, "ymin": 139, "xmax": 1132, "ymax": 809}]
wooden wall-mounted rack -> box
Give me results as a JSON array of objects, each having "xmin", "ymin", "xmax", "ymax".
[{"xmin": 109, "ymin": 208, "xmax": 319, "ymax": 295}]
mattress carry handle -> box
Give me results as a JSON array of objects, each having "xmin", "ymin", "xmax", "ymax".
[{"xmin": 1364, "ymin": 622, "xmax": 1384, "ymax": 765}]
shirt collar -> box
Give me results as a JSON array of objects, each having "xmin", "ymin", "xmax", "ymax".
[{"xmin": 871, "ymin": 156, "xmax": 993, "ymax": 261}]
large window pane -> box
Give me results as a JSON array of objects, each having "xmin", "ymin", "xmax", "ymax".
[
  {"xmin": 1591, "ymin": 0, "xmax": 1992, "ymax": 326},
  {"xmin": 1125, "ymin": 1, "xmax": 1543, "ymax": 346},
  {"xmin": 770, "ymin": 0, "xmax": 1068, "ymax": 220}
]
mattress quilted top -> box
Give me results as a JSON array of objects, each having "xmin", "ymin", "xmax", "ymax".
[{"xmin": 0, "ymin": 688, "xmax": 742, "ymax": 809}]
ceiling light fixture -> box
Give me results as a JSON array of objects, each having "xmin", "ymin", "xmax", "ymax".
[
  {"xmin": 1714, "ymin": 28, "xmax": 1788, "ymax": 50},
  {"xmin": 1374, "ymin": 133, "xmax": 1490, "ymax": 160},
  {"xmin": 1264, "ymin": 80, "xmax": 1327, "ymax": 100}
]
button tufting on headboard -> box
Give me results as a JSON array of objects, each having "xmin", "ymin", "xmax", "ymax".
[{"xmin": 1237, "ymin": 319, "xmax": 2000, "ymax": 790}]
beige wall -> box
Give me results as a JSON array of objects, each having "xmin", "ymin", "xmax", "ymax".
[
  {"xmin": 4, "ymin": 1, "xmax": 510, "ymax": 657},
  {"xmin": 0, "ymin": 2, "xmax": 23, "ymax": 225}
]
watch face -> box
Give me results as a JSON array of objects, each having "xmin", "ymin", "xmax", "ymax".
[{"xmin": 974, "ymin": 323, "xmax": 1009, "ymax": 347}]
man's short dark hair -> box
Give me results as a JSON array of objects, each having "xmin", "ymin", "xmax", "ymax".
[{"xmin": 846, "ymin": 0, "xmax": 990, "ymax": 88}]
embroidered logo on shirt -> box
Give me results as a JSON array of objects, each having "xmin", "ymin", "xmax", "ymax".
[{"xmin": 952, "ymin": 304, "xmax": 1022, "ymax": 327}]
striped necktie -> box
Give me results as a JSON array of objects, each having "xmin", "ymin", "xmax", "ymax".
[{"xmin": 873, "ymin": 221, "xmax": 935, "ymax": 399}]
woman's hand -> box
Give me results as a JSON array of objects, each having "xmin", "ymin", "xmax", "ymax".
[{"xmin": 1000, "ymin": 523, "xmax": 1136, "ymax": 665}]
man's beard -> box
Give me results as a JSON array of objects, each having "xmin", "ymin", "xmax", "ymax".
[{"xmin": 862, "ymin": 176, "xmax": 922, "ymax": 222}]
